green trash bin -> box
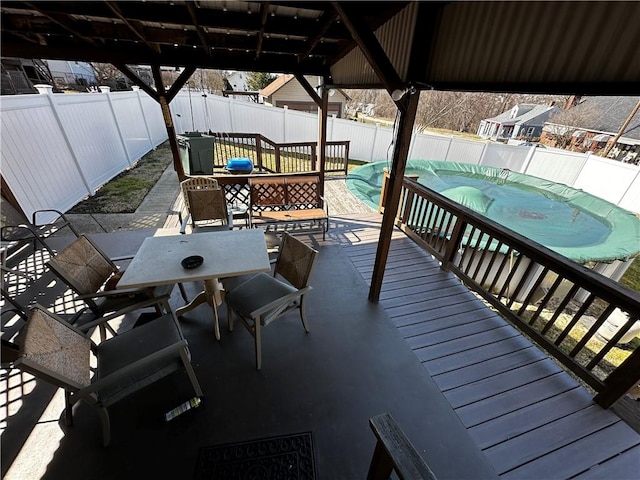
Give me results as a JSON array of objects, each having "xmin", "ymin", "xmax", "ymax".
[{"xmin": 177, "ymin": 132, "xmax": 214, "ymax": 175}]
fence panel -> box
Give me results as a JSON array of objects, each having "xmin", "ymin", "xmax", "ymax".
[
  {"xmin": 481, "ymin": 143, "xmax": 530, "ymax": 171},
  {"xmin": 524, "ymin": 149, "xmax": 586, "ymax": 186},
  {"xmin": 53, "ymin": 92, "xmax": 130, "ymax": 191},
  {"xmin": 445, "ymin": 138, "xmax": 486, "ymax": 165},
  {"xmin": 574, "ymin": 156, "xmax": 640, "ymax": 205},
  {"xmin": 0, "ymin": 95, "xmax": 91, "ymax": 220},
  {"xmin": 410, "ymin": 133, "xmax": 452, "ymax": 161},
  {"xmin": 111, "ymin": 91, "xmax": 155, "ymax": 161},
  {"xmin": 140, "ymin": 94, "xmax": 167, "ymax": 145}
]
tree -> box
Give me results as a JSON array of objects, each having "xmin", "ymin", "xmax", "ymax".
[
  {"xmin": 91, "ymin": 63, "xmax": 120, "ymax": 84},
  {"xmin": 246, "ymin": 72, "xmax": 276, "ymax": 91},
  {"xmin": 545, "ymin": 101, "xmax": 599, "ymax": 148}
]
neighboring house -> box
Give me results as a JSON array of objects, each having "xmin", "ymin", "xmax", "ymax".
[
  {"xmin": 1, "ymin": 57, "xmax": 57, "ymax": 94},
  {"xmin": 223, "ymin": 71, "xmax": 259, "ymax": 102},
  {"xmin": 477, "ymin": 103, "xmax": 561, "ymax": 142},
  {"xmin": 225, "ymin": 71, "xmax": 249, "ymax": 91},
  {"xmin": 45, "ymin": 60, "xmax": 98, "ymax": 89},
  {"xmin": 259, "ymin": 74, "xmax": 350, "ymax": 118},
  {"xmin": 541, "ymin": 96, "xmax": 640, "ymax": 165}
]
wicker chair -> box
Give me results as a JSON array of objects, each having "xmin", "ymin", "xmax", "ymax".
[
  {"xmin": 179, "ymin": 176, "xmax": 233, "ymax": 234},
  {"xmin": 224, "ymin": 232, "xmax": 318, "ymax": 370},
  {"xmin": 14, "ymin": 303, "xmax": 203, "ymax": 446},
  {"xmin": 46, "ymin": 235, "xmax": 185, "ymax": 339}
]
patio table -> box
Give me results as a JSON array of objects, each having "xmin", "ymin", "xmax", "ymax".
[{"xmin": 116, "ymin": 229, "xmax": 270, "ymax": 340}]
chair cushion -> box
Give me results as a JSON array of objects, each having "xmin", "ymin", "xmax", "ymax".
[
  {"xmin": 225, "ymin": 272, "xmax": 298, "ymax": 326},
  {"xmin": 95, "ymin": 313, "xmax": 183, "ymax": 406}
]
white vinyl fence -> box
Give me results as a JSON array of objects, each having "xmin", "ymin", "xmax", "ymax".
[{"xmin": 2, "ymin": 87, "xmax": 639, "ymax": 222}]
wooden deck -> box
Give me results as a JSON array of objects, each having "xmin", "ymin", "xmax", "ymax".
[{"xmin": 332, "ymin": 212, "xmax": 640, "ymax": 479}]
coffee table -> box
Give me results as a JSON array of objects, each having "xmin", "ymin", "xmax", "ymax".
[{"xmin": 116, "ymin": 229, "xmax": 270, "ymax": 340}]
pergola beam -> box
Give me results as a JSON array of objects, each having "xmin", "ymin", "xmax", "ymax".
[{"xmin": 186, "ymin": 0, "xmax": 213, "ymax": 57}]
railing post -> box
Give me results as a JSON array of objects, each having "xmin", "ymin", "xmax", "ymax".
[
  {"xmin": 275, "ymin": 145, "xmax": 282, "ymax": 173},
  {"xmin": 255, "ymin": 134, "xmax": 263, "ymax": 171},
  {"xmin": 379, "ymin": 169, "xmax": 390, "ymax": 213},
  {"xmin": 344, "ymin": 140, "xmax": 350, "ymax": 176},
  {"xmin": 311, "ymin": 142, "xmax": 317, "ymax": 171},
  {"xmin": 367, "ymin": 413, "xmax": 437, "ymax": 480},
  {"xmin": 594, "ymin": 347, "xmax": 640, "ymax": 408},
  {"xmin": 441, "ymin": 218, "xmax": 467, "ymax": 272}
]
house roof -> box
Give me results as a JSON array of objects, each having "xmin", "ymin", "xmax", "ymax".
[
  {"xmin": 486, "ymin": 104, "xmax": 558, "ymax": 126},
  {"xmin": 1, "ymin": 1, "xmax": 638, "ymax": 94},
  {"xmin": 260, "ymin": 74, "xmax": 351, "ymax": 101},
  {"xmin": 570, "ymin": 96, "xmax": 640, "ymax": 141},
  {"xmin": 260, "ymin": 74, "xmax": 295, "ymax": 97}
]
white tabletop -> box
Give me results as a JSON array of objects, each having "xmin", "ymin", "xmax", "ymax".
[{"xmin": 117, "ymin": 229, "xmax": 270, "ymax": 289}]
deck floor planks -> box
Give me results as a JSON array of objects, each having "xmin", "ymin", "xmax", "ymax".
[
  {"xmin": 484, "ymin": 405, "xmax": 623, "ymax": 474},
  {"xmin": 331, "ymin": 214, "xmax": 640, "ymax": 478},
  {"xmin": 433, "ymin": 346, "xmax": 549, "ymax": 392},
  {"xmin": 501, "ymin": 422, "xmax": 640, "ymax": 480},
  {"xmin": 572, "ymin": 445, "xmax": 640, "ymax": 479},
  {"xmin": 468, "ymin": 387, "xmax": 594, "ymax": 450}
]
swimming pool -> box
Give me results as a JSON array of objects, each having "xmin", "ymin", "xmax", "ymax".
[{"xmin": 346, "ymin": 160, "xmax": 640, "ymax": 264}]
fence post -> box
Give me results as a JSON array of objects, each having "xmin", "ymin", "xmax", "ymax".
[
  {"xmin": 408, "ymin": 130, "xmax": 417, "ymax": 160},
  {"xmin": 228, "ymin": 96, "xmax": 235, "ymax": 132},
  {"xmin": 443, "ymin": 136, "xmax": 453, "ymax": 162},
  {"xmin": 521, "ymin": 143, "xmax": 537, "ymax": 173},
  {"xmin": 477, "ymin": 141, "xmax": 489, "ymax": 166},
  {"xmin": 101, "ymin": 86, "xmax": 133, "ymax": 166},
  {"xmin": 283, "ymin": 106, "xmax": 288, "ymax": 142},
  {"xmin": 132, "ymin": 86, "xmax": 155, "ymax": 150},
  {"xmin": 34, "ymin": 84, "xmax": 93, "ymax": 195}
]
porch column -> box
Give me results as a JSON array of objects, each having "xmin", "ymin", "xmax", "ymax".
[
  {"xmin": 317, "ymin": 87, "xmax": 329, "ymax": 197},
  {"xmin": 369, "ymin": 91, "xmax": 420, "ymax": 302},
  {"xmin": 151, "ymin": 65, "xmax": 186, "ymax": 182}
]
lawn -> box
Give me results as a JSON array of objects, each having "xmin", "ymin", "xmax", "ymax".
[{"xmin": 68, "ymin": 143, "xmax": 172, "ymax": 214}]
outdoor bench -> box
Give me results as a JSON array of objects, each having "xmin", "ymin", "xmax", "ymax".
[{"xmin": 249, "ymin": 175, "xmax": 329, "ymax": 240}]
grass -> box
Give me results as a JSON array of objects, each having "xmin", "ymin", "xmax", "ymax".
[
  {"xmin": 68, "ymin": 142, "xmax": 172, "ymax": 214},
  {"xmin": 620, "ymin": 255, "xmax": 640, "ymax": 292}
]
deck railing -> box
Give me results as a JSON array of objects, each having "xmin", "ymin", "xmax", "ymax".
[
  {"xmin": 208, "ymin": 132, "xmax": 349, "ymax": 175},
  {"xmin": 382, "ymin": 171, "xmax": 640, "ymax": 408}
]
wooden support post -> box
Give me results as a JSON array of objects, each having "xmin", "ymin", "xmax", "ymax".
[
  {"xmin": 318, "ymin": 87, "xmax": 328, "ymax": 197},
  {"xmin": 369, "ymin": 92, "xmax": 419, "ymax": 302},
  {"xmin": 151, "ymin": 65, "xmax": 186, "ymax": 182}
]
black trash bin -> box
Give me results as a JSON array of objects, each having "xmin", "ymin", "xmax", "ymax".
[{"xmin": 177, "ymin": 132, "xmax": 214, "ymax": 175}]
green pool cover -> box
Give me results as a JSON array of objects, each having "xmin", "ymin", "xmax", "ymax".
[{"xmin": 346, "ymin": 160, "xmax": 640, "ymax": 264}]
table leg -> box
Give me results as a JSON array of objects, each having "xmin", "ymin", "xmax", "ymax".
[
  {"xmin": 176, "ymin": 278, "xmax": 223, "ymax": 340},
  {"xmin": 203, "ymin": 278, "xmax": 222, "ymax": 340}
]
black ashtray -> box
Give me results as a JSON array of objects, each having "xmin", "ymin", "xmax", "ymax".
[{"xmin": 181, "ymin": 255, "xmax": 203, "ymax": 269}]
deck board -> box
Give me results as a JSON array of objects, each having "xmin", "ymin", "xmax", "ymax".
[{"xmin": 333, "ymin": 213, "xmax": 640, "ymax": 479}]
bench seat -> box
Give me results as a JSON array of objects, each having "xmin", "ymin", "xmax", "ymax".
[{"xmin": 249, "ymin": 175, "xmax": 328, "ymax": 240}]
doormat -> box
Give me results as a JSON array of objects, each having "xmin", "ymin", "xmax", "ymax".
[{"xmin": 194, "ymin": 432, "xmax": 316, "ymax": 480}]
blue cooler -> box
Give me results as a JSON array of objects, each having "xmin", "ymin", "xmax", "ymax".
[{"xmin": 226, "ymin": 157, "xmax": 254, "ymax": 174}]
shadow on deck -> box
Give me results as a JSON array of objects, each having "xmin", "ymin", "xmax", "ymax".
[{"xmin": 1, "ymin": 213, "xmax": 639, "ymax": 479}]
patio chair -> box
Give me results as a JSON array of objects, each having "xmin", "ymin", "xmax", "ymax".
[
  {"xmin": 179, "ymin": 176, "xmax": 233, "ymax": 234},
  {"xmin": 1, "ymin": 195, "xmax": 80, "ymax": 257},
  {"xmin": 46, "ymin": 234, "xmax": 185, "ymax": 340},
  {"xmin": 224, "ymin": 232, "xmax": 318, "ymax": 370},
  {"xmin": 14, "ymin": 303, "xmax": 203, "ymax": 446}
]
